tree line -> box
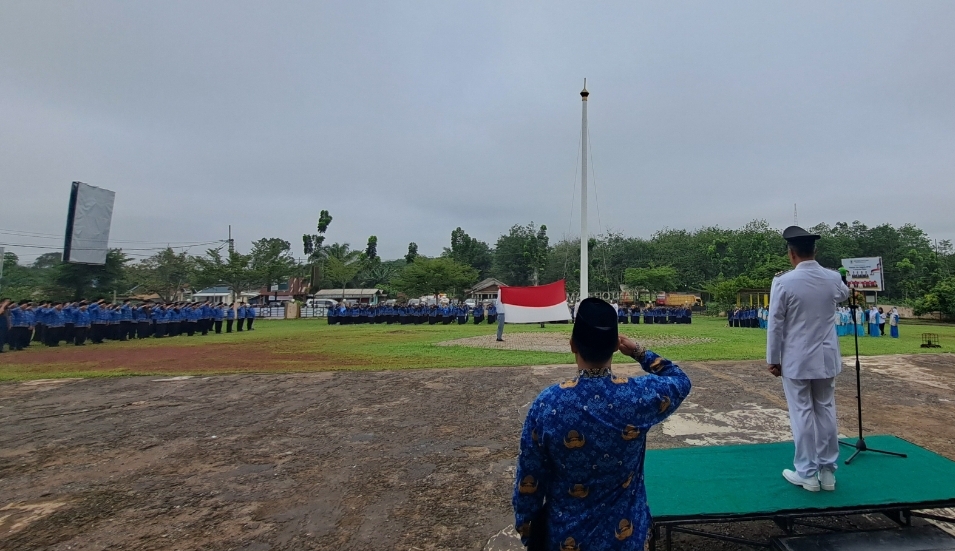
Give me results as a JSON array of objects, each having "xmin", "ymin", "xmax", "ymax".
[{"xmin": 2, "ymin": 215, "xmax": 953, "ymax": 318}]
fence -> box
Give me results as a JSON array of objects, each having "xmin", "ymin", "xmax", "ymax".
[
  {"xmin": 300, "ymin": 306, "xmax": 329, "ymax": 318},
  {"xmin": 251, "ymin": 306, "xmax": 286, "ymax": 319}
]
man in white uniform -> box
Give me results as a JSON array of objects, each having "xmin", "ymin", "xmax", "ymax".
[{"xmin": 767, "ymin": 226, "xmax": 850, "ymax": 492}]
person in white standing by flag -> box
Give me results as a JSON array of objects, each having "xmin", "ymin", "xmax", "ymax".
[{"xmin": 767, "ymin": 226, "xmax": 850, "ymax": 492}]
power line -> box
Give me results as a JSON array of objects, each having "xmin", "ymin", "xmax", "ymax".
[
  {"xmin": 0, "ymin": 240, "xmax": 226, "ymax": 252},
  {"xmin": 0, "ymin": 228, "xmax": 225, "ymax": 246}
]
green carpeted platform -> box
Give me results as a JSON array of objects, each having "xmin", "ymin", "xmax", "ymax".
[{"xmin": 645, "ymin": 435, "xmax": 955, "ymax": 521}]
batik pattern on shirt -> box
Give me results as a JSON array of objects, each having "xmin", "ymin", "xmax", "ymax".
[{"xmin": 513, "ymin": 351, "xmax": 691, "ymax": 550}]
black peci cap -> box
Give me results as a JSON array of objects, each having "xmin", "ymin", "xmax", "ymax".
[
  {"xmin": 782, "ymin": 225, "xmax": 820, "ymax": 242},
  {"xmin": 572, "ymin": 298, "xmax": 618, "ymax": 352}
]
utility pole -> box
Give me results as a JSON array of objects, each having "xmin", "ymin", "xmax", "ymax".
[{"xmin": 228, "ymin": 225, "xmax": 234, "ymax": 254}]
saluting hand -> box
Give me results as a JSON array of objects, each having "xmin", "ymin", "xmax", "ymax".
[
  {"xmin": 768, "ymin": 364, "xmax": 782, "ymax": 377},
  {"xmin": 617, "ymin": 335, "xmax": 646, "ymax": 360}
]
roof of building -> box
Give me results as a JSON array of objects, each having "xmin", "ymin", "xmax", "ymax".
[
  {"xmin": 128, "ymin": 293, "xmax": 163, "ymax": 302},
  {"xmin": 468, "ymin": 278, "xmax": 506, "ymax": 292},
  {"xmin": 194, "ymin": 286, "xmax": 233, "ymax": 296},
  {"xmin": 314, "ymin": 288, "xmax": 383, "ymax": 298}
]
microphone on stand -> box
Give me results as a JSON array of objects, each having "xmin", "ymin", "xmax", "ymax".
[{"xmin": 838, "ymin": 266, "xmax": 848, "ymax": 285}]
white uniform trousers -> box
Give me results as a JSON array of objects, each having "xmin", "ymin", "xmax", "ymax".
[{"xmin": 781, "ymin": 377, "xmax": 839, "ymax": 478}]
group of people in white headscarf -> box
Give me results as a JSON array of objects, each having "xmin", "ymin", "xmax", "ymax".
[{"xmin": 834, "ymin": 305, "xmax": 900, "ymax": 338}]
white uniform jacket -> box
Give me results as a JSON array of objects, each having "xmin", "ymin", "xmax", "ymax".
[{"xmin": 767, "ymin": 260, "xmax": 851, "ymax": 379}]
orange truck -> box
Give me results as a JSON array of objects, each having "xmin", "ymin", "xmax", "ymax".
[{"xmin": 655, "ymin": 293, "xmax": 703, "ymax": 307}]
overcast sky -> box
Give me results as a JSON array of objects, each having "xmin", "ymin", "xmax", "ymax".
[{"xmin": 2, "ymin": 1, "xmax": 954, "ymax": 263}]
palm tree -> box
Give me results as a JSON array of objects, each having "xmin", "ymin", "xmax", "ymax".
[
  {"xmin": 327, "ymin": 242, "xmax": 360, "ymax": 262},
  {"xmin": 323, "ymin": 243, "xmax": 362, "ymax": 300}
]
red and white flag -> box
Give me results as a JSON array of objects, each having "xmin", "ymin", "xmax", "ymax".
[{"xmin": 499, "ymin": 280, "xmax": 573, "ymax": 324}]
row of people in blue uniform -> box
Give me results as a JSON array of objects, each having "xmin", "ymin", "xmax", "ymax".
[
  {"xmin": 328, "ymin": 303, "xmax": 500, "ymax": 325},
  {"xmin": 614, "ymin": 306, "xmax": 693, "ymax": 325},
  {"xmin": 728, "ymin": 307, "xmax": 767, "ymax": 328},
  {"xmin": 0, "ymin": 299, "xmax": 257, "ymax": 351}
]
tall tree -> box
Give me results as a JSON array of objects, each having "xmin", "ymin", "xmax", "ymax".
[
  {"xmin": 365, "ymin": 235, "xmax": 378, "ymax": 261},
  {"xmin": 52, "ymin": 249, "xmax": 129, "ymax": 301},
  {"xmin": 33, "ymin": 252, "xmax": 63, "ymax": 269},
  {"xmin": 327, "ymin": 242, "xmax": 359, "ymax": 262},
  {"xmin": 530, "ymin": 224, "xmax": 549, "ymax": 285},
  {"xmin": 302, "ymin": 210, "xmax": 334, "ymax": 292},
  {"xmin": 492, "ymin": 223, "xmax": 550, "ymax": 286},
  {"xmin": 914, "ymin": 276, "xmax": 955, "ymax": 319},
  {"xmin": 542, "ymin": 238, "xmax": 587, "ymax": 294},
  {"xmin": 443, "ymin": 227, "xmax": 492, "ymax": 278},
  {"xmin": 250, "ymin": 238, "xmax": 297, "ymax": 289},
  {"xmin": 393, "ymin": 257, "xmax": 478, "ymax": 300},
  {"xmin": 194, "ymin": 248, "xmax": 255, "ymax": 298},
  {"xmin": 623, "ymin": 266, "xmax": 679, "ymax": 295},
  {"xmin": 324, "ymin": 246, "xmax": 362, "ymax": 299},
  {"xmin": 405, "ymin": 242, "xmax": 419, "ymax": 264},
  {"xmin": 359, "ymin": 260, "xmax": 402, "ymax": 289},
  {"xmin": 126, "ymin": 247, "xmax": 195, "ymax": 300},
  {"xmin": 303, "ymin": 209, "xmax": 333, "ymax": 261},
  {"xmin": 1, "ymin": 252, "xmax": 50, "ymax": 300}
]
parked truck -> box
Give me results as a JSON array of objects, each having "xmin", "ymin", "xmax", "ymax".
[{"xmin": 655, "ymin": 293, "xmax": 703, "ymax": 307}]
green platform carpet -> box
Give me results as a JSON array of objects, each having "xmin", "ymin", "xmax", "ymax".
[{"xmin": 645, "ymin": 435, "xmax": 955, "ymax": 520}]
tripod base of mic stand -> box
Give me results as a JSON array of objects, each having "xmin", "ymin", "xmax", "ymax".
[{"xmin": 840, "ymin": 437, "xmax": 908, "ymax": 465}]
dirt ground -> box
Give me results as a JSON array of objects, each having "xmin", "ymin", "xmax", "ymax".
[{"xmin": 2, "ymin": 353, "xmax": 955, "ymax": 550}]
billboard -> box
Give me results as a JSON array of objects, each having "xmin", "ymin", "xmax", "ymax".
[
  {"xmin": 841, "ymin": 257, "xmax": 884, "ymax": 291},
  {"xmin": 63, "ymin": 182, "xmax": 115, "ymax": 265}
]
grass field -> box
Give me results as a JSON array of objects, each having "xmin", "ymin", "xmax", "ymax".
[{"xmin": 1, "ymin": 316, "xmax": 952, "ymax": 381}]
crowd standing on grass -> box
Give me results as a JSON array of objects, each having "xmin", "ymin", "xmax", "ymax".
[
  {"xmin": 325, "ymin": 302, "xmax": 693, "ymax": 327},
  {"xmin": 617, "ymin": 305, "xmax": 693, "ymax": 325},
  {"xmin": 731, "ymin": 303, "xmax": 901, "ymax": 339},
  {"xmin": 327, "ymin": 302, "xmax": 499, "ymax": 325},
  {"xmin": 0, "ymin": 298, "xmax": 256, "ymax": 352},
  {"xmin": 728, "ymin": 306, "xmax": 768, "ymax": 328}
]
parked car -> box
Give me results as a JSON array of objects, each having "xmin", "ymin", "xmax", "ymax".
[{"xmin": 306, "ymin": 298, "xmax": 338, "ymax": 309}]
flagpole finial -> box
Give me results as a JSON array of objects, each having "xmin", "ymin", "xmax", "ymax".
[{"xmin": 580, "ymin": 78, "xmax": 589, "ymax": 100}]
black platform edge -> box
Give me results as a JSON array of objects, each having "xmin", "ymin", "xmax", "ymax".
[{"xmin": 649, "ymin": 499, "xmax": 955, "ymax": 551}]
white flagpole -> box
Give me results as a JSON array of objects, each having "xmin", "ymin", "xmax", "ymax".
[{"xmin": 580, "ymin": 79, "xmax": 589, "ymax": 300}]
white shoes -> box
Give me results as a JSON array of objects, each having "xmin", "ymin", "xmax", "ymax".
[
  {"xmin": 783, "ymin": 469, "xmax": 820, "ymax": 492},
  {"xmin": 818, "ymin": 469, "xmax": 836, "ymax": 491}
]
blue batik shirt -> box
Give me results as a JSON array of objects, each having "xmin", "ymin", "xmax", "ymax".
[{"xmin": 513, "ymin": 350, "xmax": 692, "ymax": 550}]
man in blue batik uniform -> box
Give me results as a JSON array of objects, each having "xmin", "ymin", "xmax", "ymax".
[{"xmin": 513, "ymin": 298, "xmax": 691, "ymax": 550}]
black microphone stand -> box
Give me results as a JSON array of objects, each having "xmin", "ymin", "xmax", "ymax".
[{"xmin": 839, "ymin": 284, "xmax": 907, "ymax": 464}]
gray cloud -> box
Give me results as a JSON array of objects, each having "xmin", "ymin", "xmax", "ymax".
[{"xmin": 2, "ymin": 1, "xmax": 954, "ymax": 263}]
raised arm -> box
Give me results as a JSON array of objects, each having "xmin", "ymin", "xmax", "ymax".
[{"xmin": 618, "ymin": 337, "xmax": 692, "ymax": 427}]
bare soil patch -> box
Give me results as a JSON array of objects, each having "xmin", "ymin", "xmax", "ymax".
[
  {"xmin": 4, "ymin": 342, "xmax": 368, "ymax": 375},
  {"xmin": 438, "ymin": 332, "xmax": 714, "ymax": 353},
  {"xmin": 1, "ymin": 354, "xmax": 954, "ymax": 550}
]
